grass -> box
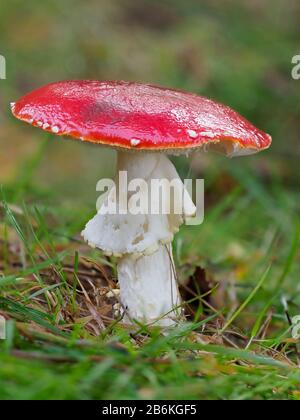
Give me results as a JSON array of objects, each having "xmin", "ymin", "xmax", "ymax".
[{"xmin": 0, "ymin": 151, "xmax": 300, "ymax": 401}]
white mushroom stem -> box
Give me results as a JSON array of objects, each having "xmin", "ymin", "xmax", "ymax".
[
  {"xmin": 82, "ymin": 151, "xmax": 196, "ymax": 326},
  {"xmin": 118, "ymin": 244, "xmax": 181, "ymax": 326}
]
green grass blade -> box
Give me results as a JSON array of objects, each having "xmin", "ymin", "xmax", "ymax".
[{"xmin": 221, "ymin": 265, "xmax": 271, "ymax": 333}]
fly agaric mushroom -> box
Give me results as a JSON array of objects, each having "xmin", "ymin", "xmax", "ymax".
[{"xmin": 11, "ymin": 80, "xmax": 272, "ymax": 327}]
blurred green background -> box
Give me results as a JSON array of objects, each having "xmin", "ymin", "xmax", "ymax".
[{"xmin": 0, "ymin": 0, "xmax": 299, "ymax": 284}]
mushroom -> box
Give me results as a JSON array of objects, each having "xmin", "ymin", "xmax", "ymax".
[{"xmin": 11, "ymin": 80, "xmax": 272, "ymax": 327}]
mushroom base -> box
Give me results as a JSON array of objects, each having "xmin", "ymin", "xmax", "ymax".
[{"xmin": 117, "ymin": 244, "xmax": 182, "ymax": 326}]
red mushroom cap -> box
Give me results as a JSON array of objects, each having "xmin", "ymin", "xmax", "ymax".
[{"xmin": 11, "ymin": 80, "xmax": 271, "ymax": 153}]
